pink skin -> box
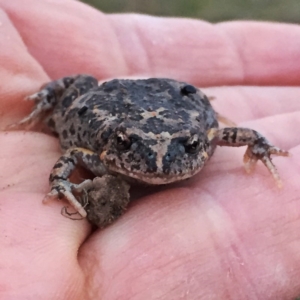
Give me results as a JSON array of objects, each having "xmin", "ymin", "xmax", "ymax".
[{"xmin": 0, "ymin": 0, "xmax": 300, "ymax": 299}]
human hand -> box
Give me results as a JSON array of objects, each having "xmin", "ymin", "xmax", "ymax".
[{"xmin": 0, "ymin": 0, "xmax": 300, "ymax": 299}]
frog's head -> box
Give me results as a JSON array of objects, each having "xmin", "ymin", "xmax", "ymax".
[{"xmin": 100, "ymin": 121, "xmax": 215, "ymax": 185}]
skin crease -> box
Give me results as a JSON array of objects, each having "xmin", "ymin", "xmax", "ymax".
[{"xmin": 0, "ymin": 0, "xmax": 300, "ymax": 299}]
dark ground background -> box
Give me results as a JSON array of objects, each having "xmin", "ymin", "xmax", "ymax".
[{"xmin": 81, "ymin": 0, "xmax": 300, "ymax": 23}]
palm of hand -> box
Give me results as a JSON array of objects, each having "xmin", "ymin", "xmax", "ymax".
[{"xmin": 0, "ymin": 1, "xmax": 300, "ymax": 299}]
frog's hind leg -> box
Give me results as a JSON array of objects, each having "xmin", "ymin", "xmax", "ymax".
[
  {"xmin": 207, "ymin": 95, "xmax": 216, "ymax": 101},
  {"xmin": 216, "ymin": 112, "xmax": 236, "ymax": 127},
  {"xmin": 208, "ymin": 127, "xmax": 289, "ymax": 187},
  {"xmin": 8, "ymin": 77, "xmax": 75, "ymax": 130},
  {"xmin": 8, "ymin": 75, "xmax": 98, "ymax": 130},
  {"xmin": 205, "ymin": 95, "xmax": 236, "ymax": 126}
]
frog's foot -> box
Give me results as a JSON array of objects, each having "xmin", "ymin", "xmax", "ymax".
[
  {"xmin": 46, "ymin": 147, "xmax": 106, "ymax": 218},
  {"xmin": 243, "ymin": 144, "xmax": 289, "ymax": 188},
  {"xmin": 6, "ymin": 75, "xmax": 90, "ymax": 130},
  {"xmin": 8, "ymin": 90, "xmax": 55, "ymax": 130},
  {"xmin": 61, "ymin": 190, "xmax": 89, "ymax": 220},
  {"xmin": 43, "ymin": 179, "xmax": 93, "ymax": 218},
  {"xmin": 210, "ymin": 127, "xmax": 289, "ymax": 187}
]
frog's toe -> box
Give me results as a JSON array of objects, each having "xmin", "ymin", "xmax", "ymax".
[
  {"xmin": 268, "ymin": 146, "xmax": 290, "ymax": 157},
  {"xmin": 6, "ymin": 92, "xmax": 54, "ymax": 130},
  {"xmin": 6, "ymin": 113, "xmax": 40, "ymax": 130},
  {"xmin": 243, "ymin": 144, "xmax": 289, "ymax": 188},
  {"xmin": 43, "ymin": 190, "xmax": 59, "ymax": 203},
  {"xmin": 71, "ymin": 179, "xmax": 94, "ymax": 193},
  {"xmin": 25, "ymin": 89, "xmax": 53, "ymax": 104},
  {"xmin": 45, "ymin": 183, "xmax": 87, "ymax": 218},
  {"xmin": 243, "ymin": 154, "xmax": 258, "ymax": 174},
  {"xmin": 61, "ymin": 190, "xmax": 87, "ymax": 218},
  {"xmin": 25, "ymin": 91, "xmax": 42, "ymax": 102}
]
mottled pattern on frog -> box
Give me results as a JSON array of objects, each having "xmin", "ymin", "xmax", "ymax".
[{"xmin": 49, "ymin": 76, "xmax": 218, "ymax": 183}]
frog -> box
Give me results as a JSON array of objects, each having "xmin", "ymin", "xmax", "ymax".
[{"xmin": 11, "ymin": 74, "xmax": 289, "ymax": 220}]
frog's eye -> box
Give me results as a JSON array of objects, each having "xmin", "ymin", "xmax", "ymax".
[
  {"xmin": 116, "ymin": 132, "xmax": 132, "ymax": 150},
  {"xmin": 184, "ymin": 135, "xmax": 201, "ymax": 154}
]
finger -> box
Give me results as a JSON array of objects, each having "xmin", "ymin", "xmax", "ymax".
[
  {"xmin": 79, "ymin": 165, "xmax": 300, "ymax": 299},
  {"xmin": 1, "ymin": 0, "xmax": 300, "ymax": 86},
  {"xmin": 218, "ymin": 21, "xmax": 300, "ymax": 85},
  {"xmin": 0, "ymin": 193, "xmax": 88, "ymax": 299},
  {"xmin": 0, "ymin": 132, "xmax": 89, "ymax": 299},
  {"xmin": 0, "ymin": 0, "xmax": 128, "ymax": 80},
  {"xmin": 0, "ymin": 9, "xmax": 48, "ymax": 128},
  {"xmin": 203, "ymin": 86, "xmax": 300, "ymax": 123}
]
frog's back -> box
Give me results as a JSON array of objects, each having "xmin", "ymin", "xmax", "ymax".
[{"xmin": 51, "ymin": 78, "xmax": 218, "ymax": 152}]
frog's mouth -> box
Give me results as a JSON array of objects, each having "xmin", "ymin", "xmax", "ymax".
[{"xmin": 105, "ymin": 162, "xmax": 201, "ymax": 185}]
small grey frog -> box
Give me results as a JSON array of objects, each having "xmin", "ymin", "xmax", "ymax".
[{"xmin": 11, "ymin": 75, "xmax": 289, "ymax": 223}]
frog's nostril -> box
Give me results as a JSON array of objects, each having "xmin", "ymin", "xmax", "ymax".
[
  {"xmin": 165, "ymin": 152, "xmax": 172, "ymax": 162},
  {"xmin": 147, "ymin": 152, "xmax": 154, "ymax": 159}
]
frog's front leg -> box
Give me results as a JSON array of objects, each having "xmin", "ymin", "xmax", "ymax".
[
  {"xmin": 209, "ymin": 127, "xmax": 289, "ymax": 187},
  {"xmin": 45, "ymin": 147, "xmax": 107, "ymax": 217},
  {"xmin": 8, "ymin": 74, "xmax": 98, "ymax": 130}
]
